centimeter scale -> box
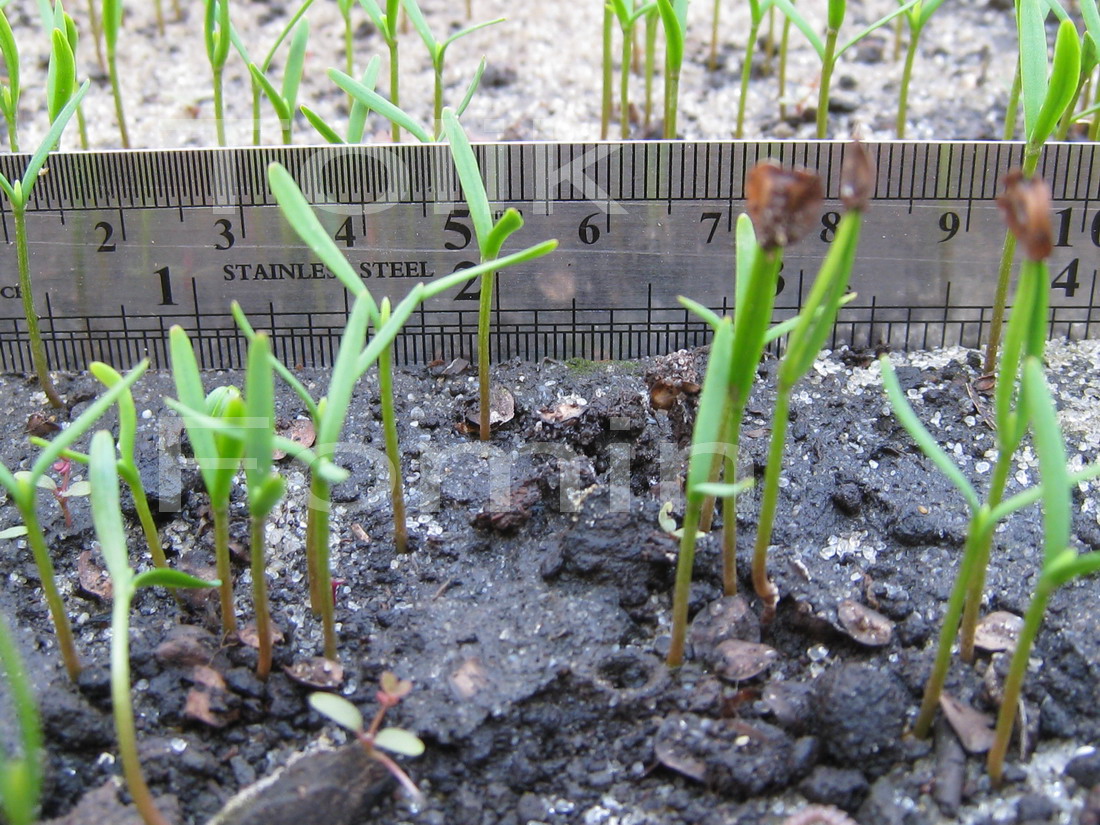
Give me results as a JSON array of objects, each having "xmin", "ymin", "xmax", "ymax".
[{"xmin": 0, "ymin": 139, "xmax": 1098, "ymax": 372}]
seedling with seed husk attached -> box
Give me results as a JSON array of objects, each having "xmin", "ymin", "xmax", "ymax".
[
  {"xmin": 88, "ymin": 430, "xmax": 219, "ymax": 825},
  {"xmin": 0, "ymin": 359, "xmax": 147, "ymax": 681},
  {"xmin": 402, "ymin": 0, "xmax": 502, "ymax": 137},
  {"xmin": 309, "ymin": 672, "xmax": 425, "ymax": 802},
  {"xmin": 102, "ymin": 0, "xmax": 128, "ymax": 146},
  {"xmin": 607, "ymin": 0, "xmax": 657, "ymax": 139},
  {"xmin": 0, "ymin": 612, "xmax": 42, "ymax": 825},
  {"xmin": 770, "ymin": 0, "xmax": 920, "ymax": 138},
  {"xmin": 884, "ymin": 172, "xmax": 1100, "ymax": 739},
  {"xmin": 984, "ymin": 9, "xmax": 1080, "ymax": 373},
  {"xmin": 256, "ymin": 161, "xmax": 555, "ymax": 656},
  {"xmin": 655, "ymin": 0, "xmax": 688, "ymax": 138}
]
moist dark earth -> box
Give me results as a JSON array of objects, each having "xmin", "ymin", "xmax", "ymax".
[{"xmin": 2, "ymin": 339, "xmax": 1100, "ymax": 825}]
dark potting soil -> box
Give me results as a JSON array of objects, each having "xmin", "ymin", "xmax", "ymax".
[{"xmin": 1, "ymin": 339, "xmax": 1100, "ymax": 825}]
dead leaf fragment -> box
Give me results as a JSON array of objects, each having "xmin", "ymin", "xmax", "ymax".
[
  {"xmin": 184, "ymin": 665, "xmax": 236, "ymax": 728},
  {"xmin": 939, "ymin": 692, "xmax": 996, "ymax": 753},
  {"xmin": 712, "ymin": 639, "xmax": 779, "ymax": 682},
  {"xmin": 284, "ymin": 657, "xmax": 344, "ymax": 690},
  {"xmin": 273, "ymin": 418, "xmax": 316, "ymax": 460},
  {"xmin": 155, "ymin": 625, "xmax": 217, "ymax": 667},
  {"xmin": 974, "ymin": 611, "xmax": 1024, "ymax": 653},
  {"xmin": 654, "ymin": 715, "xmax": 708, "ymax": 782},
  {"xmin": 239, "ymin": 622, "xmax": 284, "ymax": 651},
  {"xmin": 837, "ymin": 599, "xmax": 894, "ymax": 647},
  {"xmin": 465, "ymin": 385, "xmax": 515, "ymax": 428},
  {"xmin": 538, "ymin": 395, "xmax": 588, "ymax": 424},
  {"xmin": 77, "ymin": 551, "xmax": 113, "ymax": 601},
  {"xmin": 25, "ymin": 413, "xmax": 60, "ymax": 438},
  {"xmin": 449, "ymin": 657, "xmax": 489, "ymax": 699}
]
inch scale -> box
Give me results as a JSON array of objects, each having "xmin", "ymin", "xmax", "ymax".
[{"xmin": 0, "ymin": 139, "xmax": 1098, "ymax": 372}]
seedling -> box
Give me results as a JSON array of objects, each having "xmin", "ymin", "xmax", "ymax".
[
  {"xmin": 31, "ymin": 362, "xmax": 169, "ymax": 569},
  {"xmin": 0, "ymin": 8, "xmax": 19, "ymax": 151},
  {"xmin": 734, "ymin": 0, "xmax": 775, "ymax": 138},
  {"xmin": 643, "ymin": 3, "xmax": 659, "ymax": 128},
  {"xmin": 301, "ymin": 56, "xmax": 381, "ymax": 144},
  {"xmin": 88, "ymin": 430, "xmax": 219, "ymax": 825},
  {"xmin": 260, "ymin": 161, "xmax": 555, "ymax": 655},
  {"xmin": 309, "ymin": 672, "xmax": 425, "ymax": 802},
  {"xmin": 601, "ymin": 4, "xmax": 613, "ymax": 140},
  {"xmin": 42, "ymin": 458, "xmax": 88, "ymax": 529},
  {"xmin": 249, "ymin": 19, "xmax": 309, "ymax": 145},
  {"xmin": 986, "ymin": 358, "xmax": 1100, "ymax": 785},
  {"xmin": 607, "ymin": 1, "xmax": 657, "ymax": 139},
  {"xmin": 102, "ymin": 0, "xmax": 128, "ymax": 146},
  {"xmin": 771, "ymin": 0, "xmax": 920, "ymax": 137},
  {"xmin": 338, "ymin": 0, "xmax": 355, "ymax": 74},
  {"xmin": 358, "ymin": 0, "xmax": 403, "ymax": 142},
  {"xmin": 375, "ymin": 298, "xmax": 408, "ymax": 553},
  {"xmin": 402, "ymin": 0, "xmax": 502, "ymax": 136},
  {"xmin": 0, "ymin": 65, "xmax": 88, "ymax": 406},
  {"xmin": 984, "ymin": 11, "xmax": 1079, "ymax": 373},
  {"xmin": 0, "ymin": 359, "xmax": 148, "ymax": 681},
  {"xmin": 894, "ymin": 0, "xmax": 948, "ymax": 137},
  {"xmin": 204, "ymin": 0, "xmax": 231, "ymax": 146},
  {"xmin": 656, "ymin": 0, "xmax": 688, "ymax": 138},
  {"xmin": 0, "ymin": 613, "xmax": 42, "ymax": 825},
  {"xmin": 751, "ymin": 142, "xmax": 873, "ymax": 621}
]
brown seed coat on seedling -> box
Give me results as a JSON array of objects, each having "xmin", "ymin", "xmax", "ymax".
[
  {"xmin": 745, "ymin": 161, "xmax": 824, "ymax": 250},
  {"xmin": 840, "ymin": 140, "xmax": 875, "ymax": 211},
  {"xmin": 996, "ymin": 171, "xmax": 1053, "ymax": 261}
]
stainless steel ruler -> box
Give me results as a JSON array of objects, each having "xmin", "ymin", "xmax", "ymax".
[{"xmin": 1, "ymin": 140, "xmax": 1098, "ymax": 372}]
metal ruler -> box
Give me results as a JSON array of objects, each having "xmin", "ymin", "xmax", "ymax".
[{"xmin": 1, "ymin": 140, "xmax": 1098, "ymax": 372}]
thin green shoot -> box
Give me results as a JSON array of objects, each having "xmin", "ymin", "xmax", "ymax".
[
  {"xmin": 0, "ymin": 8, "xmax": 19, "ymax": 151},
  {"xmin": 309, "ymin": 672, "xmax": 424, "ymax": 801},
  {"xmin": 89, "ymin": 430, "xmax": 218, "ymax": 825},
  {"xmin": 770, "ymin": 0, "xmax": 921, "ymax": 137},
  {"xmin": 984, "ymin": 13, "xmax": 1079, "ymax": 373},
  {"xmin": 0, "ymin": 359, "xmax": 148, "ymax": 681},
  {"xmin": 987, "ymin": 358, "xmax": 1100, "ymax": 785},
  {"xmin": 102, "ymin": 0, "xmax": 128, "ymax": 146},
  {"xmin": 204, "ymin": 0, "xmax": 231, "ymax": 146},
  {"xmin": 777, "ymin": 0, "xmax": 793, "ymax": 120},
  {"xmin": 338, "ymin": 0, "xmax": 355, "ymax": 74},
  {"xmin": 249, "ymin": 19, "xmax": 309, "ymax": 145},
  {"xmin": 0, "ymin": 612, "xmax": 42, "ymax": 825},
  {"xmin": 609, "ymin": 1, "xmax": 657, "ymax": 139},
  {"xmin": 708, "ymin": 0, "xmax": 720, "ymax": 70},
  {"xmin": 656, "ymin": 0, "xmax": 688, "ymax": 139},
  {"xmin": 735, "ymin": 0, "xmax": 775, "ymax": 138},
  {"xmin": 84, "ymin": 0, "xmax": 104, "ymax": 71},
  {"xmin": 402, "ymin": 0, "xmax": 502, "ymax": 136},
  {"xmin": 602, "ymin": 3, "xmax": 613, "ymax": 139},
  {"xmin": 359, "ymin": 0, "xmax": 402, "ymax": 141},
  {"xmin": 376, "ymin": 298, "xmax": 408, "ymax": 552},
  {"xmin": 895, "ymin": 0, "xmax": 948, "ymax": 137},
  {"xmin": 301, "ymin": 56, "xmax": 382, "ymax": 144},
  {"xmin": 643, "ymin": 3, "xmax": 658, "ymax": 129}
]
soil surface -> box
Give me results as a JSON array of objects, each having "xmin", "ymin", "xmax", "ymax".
[{"xmin": 2, "ymin": 338, "xmax": 1100, "ymax": 825}]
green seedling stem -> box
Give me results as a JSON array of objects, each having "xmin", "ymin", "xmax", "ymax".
[
  {"xmin": 770, "ymin": 0, "xmax": 919, "ymax": 138},
  {"xmin": 987, "ymin": 361, "xmax": 1100, "ymax": 783},
  {"xmin": 402, "ymin": 0, "xmax": 502, "ymax": 137},
  {"xmin": 609, "ymin": 1, "xmax": 657, "ymax": 139},
  {"xmin": 602, "ymin": 4, "xmax": 613, "ymax": 139},
  {"xmin": 359, "ymin": 0, "xmax": 402, "ymax": 141},
  {"xmin": 644, "ymin": 4, "xmax": 658, "ymax": 128},
  {"xmin": 0, "ymin": 79, "xmax": 87, "ymax": 408},
  {"xmin": 895, "ymin": 0, "xmax": 948, "ymax": 137},
  {"xmin": 656, "ymin": 0, "xmax": 687, "ymax": 139},
  {"xmin": 32, "ymin": 362, "xmax": 169, "ymax": 569},
  {"xmin": 377, "ymin": 299, "xmax": 408, "ymax": 552},
  {"xmin": 0, "ymin": 359, "xmax": 148, "ymax": 682},
  {"xmin": 265, "ymin": 160, "xmax": 556, "ymax": 655},
  {"xmin": 985, "ymin": 14, "xmax": 1079, "ymax": 373},
  {"xmin": 0, "ymin": 8, "xmax": 19, "ymax": 152},
  {"xmin": 778, "ymin": 4, "xmax": 792, "ymax": 120},
  {"xmin": 708, "ymin": 0, "xmax": 720, "ymax": 71},
  {"xmin": 736, "ymin": 0, "xmax": 773, "ymax": 138},
  {"xmin": 1056, "ymin": 33, "xmax": 1096, "ymax": 139},
  {"xmin": 308, "ymin": 673, "xmax": 425, "ymax": 800},
  {"xmin": 204, "ymin": 0, "xmax": 231, "ymax": 146},
  {"xmin": 102, "ymin": 0, "xmax": 128, "ymax": 147},
  {"xmin": 249, "ymin": 19, "xmax": 309, "ymax": 145},
  {"xmin": 89, "ymin": 431, "xmax": 218, "ymax": 825},
  {"xmin": 339, "ymin": 0, "xmax": 354, "ymax": 74},
  {"xmin": 84, "ymin": 0, "xmax": 104, "ymax": 70},
  {"xmin": 0, "ymin": 613, "xmax": 42, "ymax": 825},
  {"xmin": 242, "ymin": 333, "xmax": 285, "ymax": 678},
  {"xmin": 168, "ymin": 329, "xmax": 246, "ymax": 635}
]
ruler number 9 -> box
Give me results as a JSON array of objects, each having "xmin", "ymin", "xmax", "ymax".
[{"xmin": 938, "ymin": 212, "xmax": 961, "ymax": 243}]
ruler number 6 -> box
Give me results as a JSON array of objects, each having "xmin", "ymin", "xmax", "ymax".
[{"xmin": 579, "ymin": 212, "xmax": 606, "ymax": 245}]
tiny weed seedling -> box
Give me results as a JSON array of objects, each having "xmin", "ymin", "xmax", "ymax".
[
  {"xmin": 88, "ymin": 430, "xmax": 219, "ymax": 825},
  {"xmin": 358, "ymin": 0, "xmax": 403, "ymax": 142},
  {"xmin": 771, "ymin": 0, "xmax": 919, "ymax": 138},
  {"xmin": 0, "ymin": 68, "xmax": 88, "ymax": 407},
  {"xmin": 248, "ymin": 19, "xmax": 310, "ymax": 145},
  {"xmin": 402, "ymin": 0, "xmax": 501, "ymax": 137},
  {"xmin": 31, "ymin": 362, "xmax": 170, "ymax": 569},
  {"xmin": 0, "ymin": 613, "xmax": 42, "ymax": 825},
  {"xmin": 309, "ymin": 672, "xmax": 425, "ymax": 801},
  {"xmin": 38, "ymin": 457, "xmax": 89, "ymax": 530},
  {"xmin": 751, "ymin": 141, "xmax": 873, "ymax": 621},
  {"xmin": 607, "ymin": 0, "xmax": 657, "ymax": 139},
  {"xmin": 656, "ymin": 0, "xmax": 688, "ymax": 139},
  {"xmin": 986, "ymin": 358, "xmax": 1100, "ymax": 784},
  {"xmin": 262, "ymin": 161, "xmax": 555, "ymax": 655},
  {"xmin": 894, "ymin": 0, "xmax": 948, "ymax": 137},
  {"xmin": 102, "ymin": 0, "xmax": 128, "ymax": 147},
  {"xmin": 0, "ymin": 359, "xmax": 148, "ymax": 681},
  {"xmin": 985, "ymin": 11, "xmax": 1080, "ymax": 373},
  {"xmin": 204, "ymin": 0, "xmax": 231, "ymax": 146}
]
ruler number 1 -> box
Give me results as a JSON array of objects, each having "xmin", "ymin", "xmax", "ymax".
[{"xmin": 153, "ymin": 266, "xmax": 177, "ymax": 306}]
